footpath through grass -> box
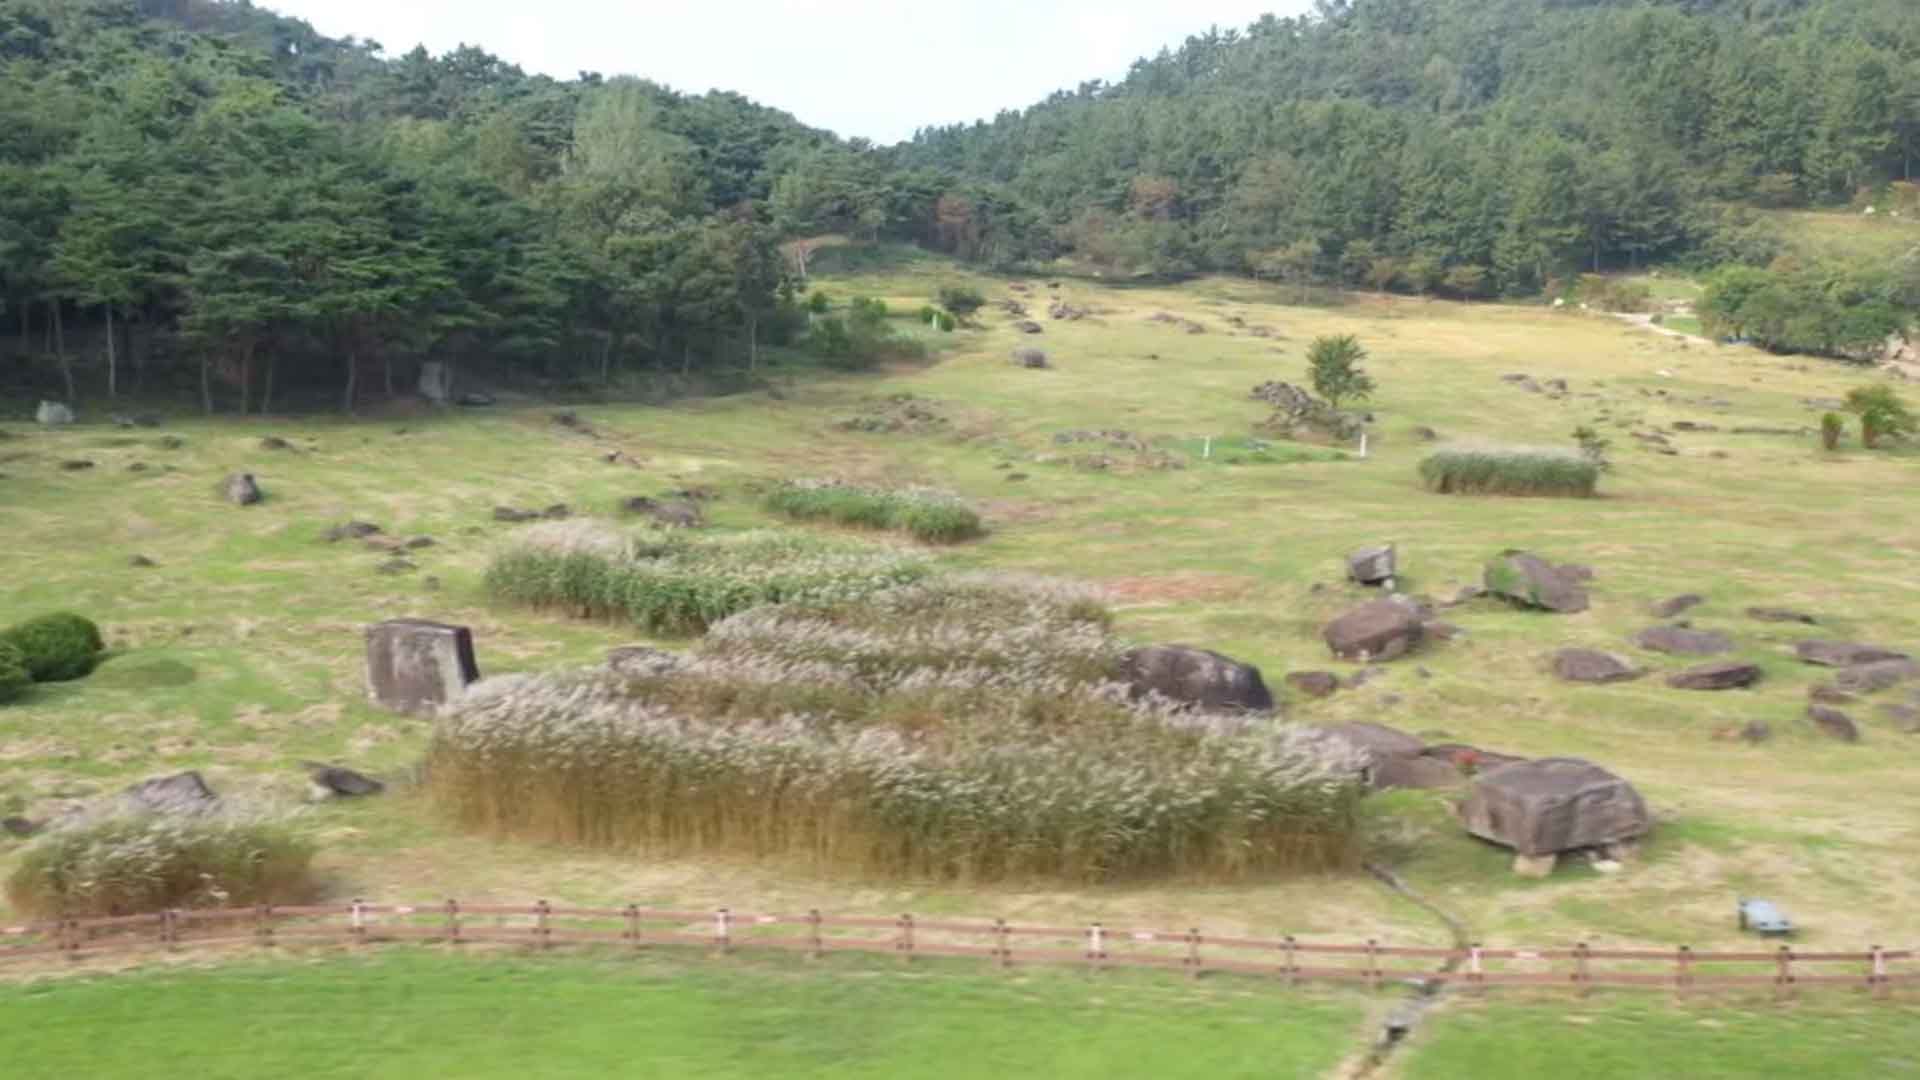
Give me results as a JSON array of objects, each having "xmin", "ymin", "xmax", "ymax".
[{"xmin": 0, "ymin": 949, "xmax": 1365, "ymax": 1080}]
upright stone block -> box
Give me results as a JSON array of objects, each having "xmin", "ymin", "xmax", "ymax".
[{"xmin": 365, "ymin": 619, "xmax": 479, "ymax": 715}]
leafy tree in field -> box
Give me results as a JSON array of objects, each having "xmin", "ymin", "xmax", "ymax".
[
  {"xmin": 1845, "ymin": 385, "xmax": 1915, "ymax": 448},
  {"xmin": 935, "ymin": 284, "xmax": 984, "ymax": 318},
  {"xmin": 1306, "ymin": 334, "xmax": 1375, "ymax": 409}
]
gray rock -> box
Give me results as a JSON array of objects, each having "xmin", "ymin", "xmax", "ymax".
[
  {"xmin": 621, "ymin": 496, "xmax": 704, "ymax": 528},
  {"xmin": 2, "ymin": 816, "xmax": 41, "ymax": 838},
  {"xmin": 1347, "ymin": 544, "xmax": 1397, "ymax": 587},
  {"xmin": 303, "ymin": 762, "xmax": 385, "ymax": 798},
  {"xmin": 1747, "ymin": 607, "xmax": 1817, "ymax": 625},
  {"xmin": 1738, "ymin": 720, "xmax": 1772, "ymax": 744},
  {"xmin": 1484, "ymin": 551, "xmax": 1590, "ymax": 614},
  {"xmin": 1795, "ymin": 641, "xmax": 1909, "ymax": 667},
  {"xmin": 128, "ymin": 554, "xmax": 156, "ymax": 568},
  {"xmin": 1807, "ymin": 705, "xmax": 1860, "ymax": 743},
  {"xmin": 1319, "ymin": 721, "xmax": 1426, "ymax": 766},
  {"xmin": 1323, "ymin": 598, "xmax": 1424, "ymax": 661},
  {"xmin": 1634, "ymin": 626, "xmax": 1733, "ymax": 656},
  {"xmin": 375, "ymin": 558, "xmax": 416, "ymax": 575},
  {"xmin": 404, "ymin": 536, "xmax": 436, "ymax": 550},
  {"xmin": 1667, "ymin": 660, "xmax": 1762, "ymax": 691},
  {"xmin": 1458, "ymin": 757, "xmax": 1651, "ymax": 857},
  {"xmin": 606, "ymin": 646, "xmax": 682, "ymax": 678},
  {"xmin": 1010, "ymin": 348, "xmax": 1050, "ymax": 369},
  {"xmin": 492, "ymin": 506, "xmax": 539, "ymax": 523},
  {"xmin": 1119, "ymin": 645, "xmax": 1274, "ymax": 712},
  {"xmin": 221, "ymin": 472, "xmax": 263, "ymax": 506},
  {"xmin": 1014, "ymin": 320, "xmax": 1044, "ymax": 335},
  {"xmin": 1551, "ymin": 648, "xmax": 1640, "ymax": 684},
  {"xmin": 122, "ymin": 771, "xmax": 219, "ymax": 814},
  {"xmin": 1875, "ymin": 703, "xmax": 1920, "ymax": 733},
  {"xmin": 1651, "ymin": 594, "xmax": 1705, "ymax": 619},
  {"xmin": 1285, "ymin": 671, "xmax": 1340, "ymax": 699},
  {"xmin": 36, "ymin": 400, "xmax": 74, "ymax": 426},
  {"xmin": 60, "ymin": 459, "xmax": 95, "ymax": 471},
  {"xmin": 325, "ymin": 521, "xmax": 384, "ymax": 543},
  {"xmin": 1834, "ymin": 658, "xmax": 1920, "ymax": 694},
  {"xmin": 1370, "ymin": 753, "xmax": 1467, "ymax": 791},
  {"xmin": 1808, "ymin": 684, "xmax": 1857, "ymax": 705},
  {"xmin": 542, "ymin": 504, "xmax": 572, "ymax": 520},
  {"xmin": 364, "ymin": 619, "xmax": 481, "ymax": 716}
]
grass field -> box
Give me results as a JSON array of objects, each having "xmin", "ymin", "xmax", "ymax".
[
  {"xmin": 0, "ymin": 949, "xmax": 1367, "ymax": 1079},
  {"xmin": 3, "ymin": 247, "xmax": 1919, "ymax": 1071}
]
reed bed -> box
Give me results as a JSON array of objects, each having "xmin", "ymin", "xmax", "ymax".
[
  {"xmin": 431, "ymin": 576, "xmax": 1366, "ymax": 883},
  {"xmin": 763, "ymin": 480, "xmax": 984, "ymax": 543},
  {"xmin": 483, "ymin": 521, "xmax": 930, "ymax": 635},
  {"xmin": 1418, "ymin": 445, "xmax": 1599, "ymax": 497}
]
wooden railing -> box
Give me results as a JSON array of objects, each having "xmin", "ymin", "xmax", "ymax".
[{"xmin": 2, "ymin": 901, "xmax": 1910, "ymax": 1000}]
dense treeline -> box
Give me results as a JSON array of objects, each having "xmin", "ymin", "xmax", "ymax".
[
  {"xmin": 899, "ymin": 0, "xmax": 1920, "ymax": 294},
  {"xmin": 0, "ymin": 0, "xmax": 1017, "ymax": 409}
]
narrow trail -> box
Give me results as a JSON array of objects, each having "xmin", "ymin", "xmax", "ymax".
[
  {"xmin": 1330, "ymin": 862, "xmax": 1473, "ymax": 1080},
  {"xmin": 1613, "ymin": 311, "xmax": 1718, "ymax": 348}
]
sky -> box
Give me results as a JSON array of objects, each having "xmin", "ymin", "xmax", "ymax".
[{"xmin": 263, "ymin": 0, "xmax": 1311, "ymax": 144}]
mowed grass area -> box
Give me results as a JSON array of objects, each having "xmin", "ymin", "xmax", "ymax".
[
  {"xmin": 3, "ymin": 249, "xmax": 1919, "ymax": 962},
  {"xmin": 0, "ymin": 949, "xmax": 1367, "ymax": 1079},
  {"xmin": 1395, "ymin": 994, "xmax": 1920, "ymax": 1080}
]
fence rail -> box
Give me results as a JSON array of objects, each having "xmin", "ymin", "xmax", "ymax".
[{"xmin": 1, "ymin": 901, "xmax": 1911, "ymax": 1000}]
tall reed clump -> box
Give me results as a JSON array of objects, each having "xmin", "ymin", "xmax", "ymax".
[
  {"xmin": 483, "ymin": 521, "xmax": 930, "ymax": 635},
  {"xmin": 5, "ymin": 805, "xmax": 318, "ymax": 917},
  {"xmin": 763, "ymin": 480, "xmax": 984, "ymax": 544},
  {"xmin": 1418, "ymin": 445, "xmax": 1599, "ymax": 497},
  {"xmin": 430, "ymin": 575, "xmax": 1367, "ymax": 884}
]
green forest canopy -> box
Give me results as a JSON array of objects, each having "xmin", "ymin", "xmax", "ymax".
[{"xmin": 3, "ymin": 0, "xmax": 1919, "ymax": 410}]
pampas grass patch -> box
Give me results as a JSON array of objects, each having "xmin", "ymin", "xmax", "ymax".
[
  {"xmin": 763, "ymin": 481, "xmax": 984, "ymax": 543},
  {"xmin": 431, "ymin": 575, "xmax": 1366, "ymax": 884},
  {"xmin": 1418, "ymin": 445, "xmax": 1599, "ymax": 497}
]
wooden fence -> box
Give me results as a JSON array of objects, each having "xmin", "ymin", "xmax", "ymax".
[{"xmin": 1, "ymin": 901, "xmax": 1910, "ymax": 1000}]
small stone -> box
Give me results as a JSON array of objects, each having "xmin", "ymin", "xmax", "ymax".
[
  {"xmin": 324, "ymin": 521, "xmax": 384, "ymax": 543},
  {"xmin": 1747, "ymin": 607, "xmax": 1817, "ymax": 625},
  {"xmin": 1667, "ymin": 660, "xmax": 1762, "ymax": 691},
  {"xmin": 541, "ymin": 504, "xmax": 572, "ymax": 520},
  {"xmin": 128, "ymin": 554, "xmax": 157, "ymax": 568},
  {"xmin": 1005, "ymin": 473, "xmax": 1028, "ymax": 482},
  {"xmin": 404, "ymin": 536, "xmax": 437, "ymax": 550},
  {"xmin": 1347, "ymin": 544, "xmax": 1397, "ymax": 587},
  {"xmin": 1551, "ymin": 648, "xmax": 1639, "ymax": 684},
  {"xmin": 1590, "ymin": 858, "xmax": 1623, "ymax": 875},
  {"xmin": 492, "ymin": 506, "xmax": 538, "ymax": 523},
  {"xmin": 1796, "ymin": 641, "xmax": 1908, "ymax": 667},
  {"xmin": 1634, "ymin": 626, "xmax": 1733, "ymax": 656},
  {"xmin": 259, "ymin": 436, "xmax": 292, "ymax": 450},
  {"xmin": 302, "ymin": 762, "xmax": 385, "ymax": 799},
  {"xmin": 1512, "ymin": 853, "xmax": 1559, "ymax": 878},
  {"xmin": 60, "ymin": 459, "xmax": 95, "ymax": 471},
  {"xmin": 1651, "ymin": 594, "xmax": 1705, "ymax": 619},
  {"xmin": 221, "ymin": 472, "xmax": 263, "ymax": 506},
  {"xmin": 1285, "ymin": 671, "xmax": 1341, "ymax": 699},
  {"xmin": 375, "ymin": 558, "xmax": 416, "ymax": 575},
  {"xmin": 1808, "ymin": 705, "xmax": 1860, "ymax": 742},
  {"xmin": 2, "ymin": 816, "xmax": 40, "ymax": 838},
  {"xmin": 1808, "ymin": 684, "xmax": 1856, "ymax": 705}
]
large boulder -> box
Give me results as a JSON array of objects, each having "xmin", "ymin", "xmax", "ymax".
[
  {"xmin": 1318, "ymin": 721, "xmax": 1426, "ymax": 765},
  {"xmin": 1834, "ymin": 658, "xmax": 1920, "ymax": 694},
  {"xmin": 1634, "ymin": 626, "xmax": 1733, "ymax": 656},
  {"xmin": 1795, "ymin": 640, "xmax": 1909, "ymax": 667},
  {"xmin": 221, "ymin": 472, "xmax": 263, "ymax": 506},
  {"xmin": 1323, "ymin": 598, "xmax": 1424, "ymax": 662},
  {"xmin": 35, "ymin": 400, "xmax": 74, "ymax": 426},
  {"xmin": 1667, "ymin": 660, "xmax": 1762, "ymax": 690},
  {"xmin": 1119, "ymin": 644, "xmax": 1273, "ymax": 712},
  {"xmin": 1551, "ymin": 648, "xmax": 1640, "ymax": 684},
  {"xmin": 364, "ymin": 619, "xmax": 481, "ymax": 716},
  {"xmin": 1458, "ymin": 758, "xmax": 1650, "ymax": 858},
  {"xmin": 1484, "ymin": 551, "xmax": 1590, "ymax": 614},
  {"xmin": 1347, "ymin": 544, "xmax": 1397, "ymax": 588}
]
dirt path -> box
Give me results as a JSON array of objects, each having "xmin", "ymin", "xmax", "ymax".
[{"xmin": 1614, "ymin": 312, "xmax": 1718, "ymax": 348}]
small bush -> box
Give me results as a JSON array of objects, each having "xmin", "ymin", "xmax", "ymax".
[
  {"xmin": 936, "ymin": 284, "xmax": 986, "ymax": 318},
  {"xmin": 1845, "ymin": 384, "xmax": 1915, "ymax": 448},
  {"xmin": 1419, "ymin": 446, "xmax": 1599, "ymax": 498},
  {"xmin": 0, "ymin": 642, "xmax": 30, "ymax": 704},
  {"xmin": 484, "ymin": 522, "xmax": 930, "ymax": 635},
  {"xmin": 5, "ymin": 807, "xmax": 318, "ymax": 917},
  {"xmin": 1, "ymin": 612, "xmax": 105, "ymax": 682},
  {"xmin": 764, "ymin": 481, "xmax": 984, "ymax": 544},
  {"xmin": 1820, "ymin": 412, "xmax": 1846, "ymax": 451}
]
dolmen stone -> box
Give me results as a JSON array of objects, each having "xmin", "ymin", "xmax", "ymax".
[
  {"xmin": 1347, "ymin": 544, "xmax": 1397, "ymax": 588},
  {"xmin": 1667, "ymin": 660, "xmax": 1762, "ymax": 690},
  {"xmin": 221, "ymin": 472, "xmax": 263, "ymax": 506},
  {"xmin": 1795, "ymin": 640, "xmax": 1909, "ymax": 667},
  {"xmin": 1551, "ymin": 648, "xmax": 1640, "ymax": 684},
  {"xmin": 1119, "ymin": 644, "xmax": 1273, "ymax": 712},
  {"xmin": 365, "ymin": 618, "xmax": 480, "ymax": 716},
  {"xmin": 1634, "ymin": 626, "xmax": 1733, "ymax": 656},
  {"xmin": 1323, "ymin": 598, "xmax": 1424, "ymax": 661},
  {"xmin": 1484, "ymin": 551, "xmax": 1589, "ymax": 613},
  {"xmin": 1458, "ymin": 757, "xmax": 1650, "ymax": 874}
]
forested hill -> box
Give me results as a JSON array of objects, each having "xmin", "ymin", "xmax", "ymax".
[{"xmin": 898, "ymin": 0, "xmax": 1920, "ymax": 290}]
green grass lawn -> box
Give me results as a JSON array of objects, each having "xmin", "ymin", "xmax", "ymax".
[
  {"xmin": 0, "ymin": 949, "xmax": 1366, "ymax": 1079},
  {"xmin": 1397, "ymin": 995, "xmax": 1920, "ymax": 1079}
]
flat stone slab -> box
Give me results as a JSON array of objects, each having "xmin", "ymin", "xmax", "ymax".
[
  {"xmin": 1459, "ymin": 757, "xmax": 1650, "ymax": 857},
  {"xmin": 1634, "ymin": 626, "xmax": 1733, "ymax": 656},
  {"xmin": 365, "ymin": 619, "xmax": 480, "ymax": 715},
  {"xmin": 1551, "ymin": 648, "xmax": 1640, "ymax": 684},
  {"xmin": 1667, "ymin": 660, "xmax": 1762, "ymax": 690},
  {"xmin": 1795, "ymin": 641, "xmax": 1909, "ymax": 667}
]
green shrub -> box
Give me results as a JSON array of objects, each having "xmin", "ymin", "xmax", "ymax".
[
  {"xmin": 1845, "ymin": 384, "xmax": 1916, "ymax": 448},
  {"xmin": 0, "ymin": 642, "xmax": 30, "ymax": 704},
  {"xmin": 1820, "ymin": 411, "xmax": 1846, "ymax": 451},
  {"xmin": 1419, "ymin": 446, "xmax": 1599, "ymax": 498},
  {"xmin": 1, "ymin": 612, "xmax": 105, "ymax": 682},
  {"xmin": 483, "ymin": 521, "xmax": 930, "ymax": 635},
  {"xmin": 431, "ymin": 576, "xmax": 1364, "ymax": 884},
  {"xmin": 936, "ymin": 284, "xmax": 986, "ymax": 318},
  {"xmin": 763, "ymin": 481, "xmax": 984, "ymax": 543},
  {"xmin": 5, "ymin": 807, "xmax": 318, "ymax": 917}
]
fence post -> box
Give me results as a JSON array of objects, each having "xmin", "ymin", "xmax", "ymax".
[
  {"xmin": 1086, "ymin": 923, "xmax": 1106, "ymax": 973},
  {"xmin": 350, "ymin": 899, "xmax": 367, "ymax": 948},
  {"xmin": 446, "ymin": 899, "xmax": 462, "ymax": 946},
  {"xmin": 623, "ymin": 904, "xmax": 640, "ymax": 953},
  {"xmin": 1775, "ymin": 945, "xmax": 1794, "ymax": 1002},
  {"xmin": 896, "ymin": 914, "xmax": 915, "ymax": 965},
  {"xmin": 1870, "ymin": 946, "xmax": 1888, "ymax": 1000},
  {"xmin": 1282, "ymin": 935, "xmax": 1298, "ymax": 988},
  {"xmin": 164, "ymin": 909, "xmax": 181, "ymax": 952},
  {"xmin": 1367, "ymin": 939, "xmax": 1382, "ymax": 992},
  {"xmin": 994, "ymin": 918, "xmax": 1011, "ymax": 970},
  {"xmin": 807, "ymin": 909, "xmax": 822, "ymax": 960},
  {"xmin": 714, "ymin": 908, "xmax": 732, "ymax": 955},
  {"xmin": 255, "ymin": 905, "xmax": 275, "ymax": 950},
  {"xmin": 535, "ymin": 900, "xmax": 552, "ymax": 951},
  {"xmin": 1675, "ymin": 946, "xmax": 1693, "ymax": 998},
  {"xmin": 1185, "ymin": 928, "xmax": 1202, "ymax": 980},
  {"xmin": 1574, "ymin": 941, "xmax": 1591, "ymax": 997},
  {"xmin": 1468, "ymin": 943, "xmax": 1485, "ymax": 995},
  {"xmin": 59, "ymin": 916, "xmax": 79, "ymax": 962}
]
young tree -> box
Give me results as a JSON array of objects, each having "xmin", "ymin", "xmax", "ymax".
[
  {"xmin": 1307, "ymin": 334, "xmax": 1375, "ymax": 408},
  {"xmin": 1845, "ymin": 384, "xmax": 1916, "ymax": 449},
  {"xmin": 936, "ymin": 284, "xmax": 985, "ymax": 319}
]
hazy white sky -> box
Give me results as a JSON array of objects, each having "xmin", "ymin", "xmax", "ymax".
[{"xmin": 264, "ymin": 1, "xmax": 1309, "ymax": 144}]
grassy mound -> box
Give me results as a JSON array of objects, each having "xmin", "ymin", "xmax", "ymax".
[
  {"xmin": 763, "ymin": 480, "xmax": 984, "ymax": 543},
  {"xmin": 1418, "ymin": 446, "xmax": 1599, "ymax": 497},
  {"xmin": 5, "ymin": 806, "xmax": 318, "ymax": 917},
  {"xmin": 483, "ymin": 521, "xmax": 930, "ymax": 635},
  {"xmin": 431, "ymin": 576, "xmax": 1363, "ymax": 883},
  {"xmin": 1, "ymin": 612, "xmax": 105, "ymax": 682}
]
